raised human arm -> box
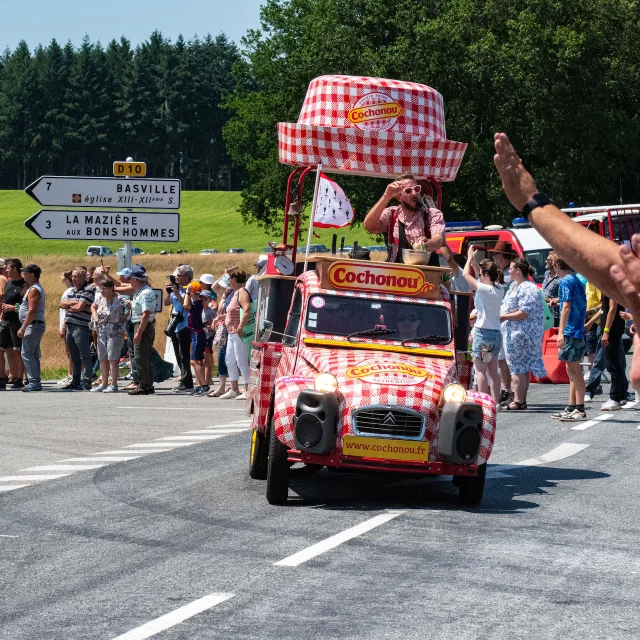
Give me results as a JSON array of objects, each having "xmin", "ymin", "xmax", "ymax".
[
  {"xmin": 462, "ymin": 247, "xmax": 480, "ymax": 291},
  {"xmin": 363, "ymin": 181, "xmax": 403, "ymax": 233},
  {"xmin": 493, "ymin": 132, "xmax": 623, "ymax": 302},
  {"xmin": 440, "ymin": 245, "xmax": 459, "ymax": 277}
]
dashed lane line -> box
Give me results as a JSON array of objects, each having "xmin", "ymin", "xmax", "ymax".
[
  {"xmin": 275, "ymin": 510, "xmax": 406, "ymax": 567},
  {"xmin": 0, "ymin": 422, "xmax": 251, "ymax": 495},
  {"xmin": 571, "ymin": 414, "xmax": 614, "ymax": 431},
  {"xmin": 487, "ymin": 442, "xmax": 591, "ymax": 478},
  {"xmin": 110, "ymin": 592, "xmax": 235, "ymax": 640}
]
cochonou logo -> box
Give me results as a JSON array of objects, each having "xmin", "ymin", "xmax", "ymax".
[
  {"xmin": 345, "ymin": 362, "xmax": 434, "ymax": 386},
  {"xmin": 347, "ymin": 93, "xmax": 405, "ymax": 131}
]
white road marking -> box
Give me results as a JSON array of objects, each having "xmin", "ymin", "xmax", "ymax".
[
  {"xmin": 185, "ymin": 429, "xmax": 247, "ymax": 435},
  {"xmin": 571, "ymin": 414, "xmax": 614, "ymax": 431},
  {"xmin": 0, "ymin": 534, "xmax": 18, "ymax": 537},
  {"xmin": 0, "ymin": 474, "xmax": 73, "ymax": 482},
  {"xmin": 0, "ymin": 485, "xmax": 30, "ymax": 492},
  {"xmin": 156, "ymin": 435, "xmax": 226, "ymax": 441},
  {"xmin": 623, "ymin": 401, "xmax": 638, "ymax": 409},
  {"xmin": 94, "ymin": 450, "xmax": 173, "ymax": 455},
  {"xmin": 116, "ymin": 406, "xmax": 243, "ymax": 411},
  {"xmin": 110, "ymin": 592, "xmax": 235, "ymax": 640},
  {"xmin": 23, "ymin": 464, "xmax": 107, "ymax": 472},
  {"xmin": 61, "ymin": 456, "xmax": 143, "ymax": 462},
  {"xmin": 515, "ymin": 443, "xmax": 590, "ymax": 467},
  {"xmin": 275, "ymin": 510, "xmax": 406, "ymax": 567},
  {"xmin": 125, "ymin": 442, "xmax": 195, "ymax": 449}
]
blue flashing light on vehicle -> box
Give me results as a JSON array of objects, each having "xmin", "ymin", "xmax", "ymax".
[
  {"xmin": 444, "ymin": 221, "xmax": 483, "ymax": 232},
  {"xmin": 511, "ymin": 217, "xmax": 531, "ymax": 228}
]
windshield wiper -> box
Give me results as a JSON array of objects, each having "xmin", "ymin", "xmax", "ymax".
[
  {"xmin": 401, "ymin": 334, "xmax": 450, "ymax": 346},
  {"xmin": 347, "ymin": 327, "xmax": 396, "ymax": 341}
]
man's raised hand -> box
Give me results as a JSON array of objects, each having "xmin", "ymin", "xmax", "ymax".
[
  {"xmin": 493, "ymin": 132, "xmax": 538, "ymax": 211},
  {"xmin": 383, "ymin": 181, "xmax": 404, "ymax": 202}
]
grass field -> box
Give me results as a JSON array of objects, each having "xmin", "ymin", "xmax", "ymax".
[{"xmin": 0, "ymin": 190, "xmax": 372, "ymax": 256}]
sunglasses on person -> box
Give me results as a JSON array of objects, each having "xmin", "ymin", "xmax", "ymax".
[
  {"xmin": 398, "ymin": 314, "xmax": 419, "ymax": 322},
  {"xmin": 402, "ymin": 185, "xmax": 421, "ymax": 195}
]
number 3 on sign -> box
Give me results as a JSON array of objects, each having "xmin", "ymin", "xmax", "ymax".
[{"xmin": 113, "ymin": 161, "xmax": 146, "ymax": 177}]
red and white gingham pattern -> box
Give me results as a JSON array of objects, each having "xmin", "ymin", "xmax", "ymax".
[
  {"xmin": 278, "ymin": 75, "xmax": 467, "ymax": 181},
  {"xmin": 466, "ymin": 390, "xmax": 497, "ymax": 465},
  {"xmin": 248, "ymin": 344, "xmax": 283, "ymax": 432},
  {"xmin": 298, "ymin": 76, "xmax": 447, "ymax": 137},
  {"xmin": 278, "ymin": 123, "xmax": 466, "ymax": 182},
  {"xmin": 263, "ymin": 268, "xmax": 496, "ymax": 463}
]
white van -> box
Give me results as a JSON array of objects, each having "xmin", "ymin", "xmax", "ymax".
[{"xmin": 85, "ymin": 246, "xmax": 113, "ymax": 257}]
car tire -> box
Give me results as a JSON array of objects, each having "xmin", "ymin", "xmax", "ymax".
[
  {"xmin": 266, "ymin": 422, "xmax": 290, "ymax": 505},
  {"xmin": 249, "ymin": 428, "xmax": 268, "ymax": 480},
  {"xmin": 456, "ymin": 463, "xmax": 486, "ymax": 505}
]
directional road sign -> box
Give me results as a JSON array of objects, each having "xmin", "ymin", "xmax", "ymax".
[
  {"xmin": 24, "ymin": 210, "xmax": 180, "ymax": 243},
  {"xmin": 113, "ymin": 161, "xmax": 147, "ymax": 176},
  {"xmin": 25, "ymin": 176, "xmax": 181, "ymax": 210}
]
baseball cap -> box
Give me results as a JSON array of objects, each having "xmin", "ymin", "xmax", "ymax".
[
  {"xmin": 189, "ymin": 281, "xmax": 202, "ymax": 293},
  {"xmin": 130, "ymin": 266, "xmax": 147, "ymax": 278},
  {"xmin": 117, "ymin": 267, "xmax": 132, "ymax": 277},
  {"xmin": 200, "ymin": 289, "xmax": 214, "ymax": 299},
  {"xmin": 255, "ymin": 254, "xmax": 269, "ymax": 268},
  {"xmin": 20, "ymin": 264, "xmax": 41, "ymax": 278},
  {"xmin": 199, "ymin": 273, "xmax": 215, "ymax": 285}
]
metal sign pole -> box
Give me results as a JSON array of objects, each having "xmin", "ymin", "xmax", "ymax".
[
  {"xmin": 303, "ymin": 163, "xmax": 322, "ymax": 272},
  {"xmin": 124, "ymin": 156, "xmax": 134, "ymax": 269}
]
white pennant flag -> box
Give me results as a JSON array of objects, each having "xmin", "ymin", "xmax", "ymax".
[{"xmin": 313, "ymin": 173, "xmax": 354, "ymax": 228}]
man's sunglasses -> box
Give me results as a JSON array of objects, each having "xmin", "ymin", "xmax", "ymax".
[{"xmin": 402, "ymin": 185, "xmax": 422, "ymax": 195}]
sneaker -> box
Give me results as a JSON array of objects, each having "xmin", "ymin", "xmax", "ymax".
[
  {"xmin": 10, "ymin": 379, "xmax": 24, "ymax": 390},
  {"xmin": 558, "ymin": 409, "xmax": 588, "ymax": 422},
  {"xmin": 56, "ymin": 375, "xmax": 72, "ymax": 387},
  {"xmin": 61, "ymin": 383, "xmax": 82, "ymax": 391},
  {"xmin": 103, "ymin": 385, "xmax": 118, "ymax": 393},
  {"xmin": 220, "ymin": 389, "xmax": 240, "ymax": 399},
  {"xmin": 188, "ymin": 386, "xmax": 201, "ymax": 396},
  {"xmin": 235, "ymin": 392, "xmax": 247, "ymax": 400},
  {"xmin": 585, "ymin": 392, "xmax": 595, "ymax": 402},
  {"xmin": 499, "ymin": 390, "xmax": 514, "ymax": 405},
  {"xmin": 92, "ymin": 385, "xmax": 104, "ymax": 393},
  {"xmin": 173, "ymin": 384, "xmax": 192, "ymax": 394},
  {"xmin": 81, "ymin": 384, "xmax": 92, "ymax": 391},
  {"xmin": 21, "ymin": 383, "xmax": 42, "ymax": 392},
  {"xmin": 600, "ymin": 399, "xmax": 621, "ymax": 411},
  {"xmin": 552, "ymin": 407, "xmax": 574, "ymax": 420},
  {"xmin": 194, "ymin": 386, "xmax": 209, "ymax": 396},
  {"xmin": 128, "ymin": 387, "xmax": 154, "ymax": 396}
]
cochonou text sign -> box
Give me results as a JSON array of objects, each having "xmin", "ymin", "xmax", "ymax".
[
  {"xmin": 24, "ymin": 210, "xmax": 180, "ymax": 242},
  {"xmin": 25, "ymin": 176, "xmax": 181, "ymax": 210}
]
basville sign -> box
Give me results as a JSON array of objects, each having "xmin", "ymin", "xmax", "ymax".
[
  {"xmin": 25, "ymin": 176, "xmax": 180, "ymax": 210},
  {"xmin": 25, "ymin": 210, "xmax": 180, "ymax": 242},
  {"xmin": 318, "ymin": 259, "xmax": 440, "ymax": 299}
]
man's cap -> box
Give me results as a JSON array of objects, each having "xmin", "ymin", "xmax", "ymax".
[
  {"xmin": 199, "ymin": 273, "xmax": 215, "ymax": 285},
  {"xmin": 487, "ymin": 240, "xmax": 517, "ymax": 257},
  {"xmin": 20, "ymin": 264, "xmax": 41, "ymax": 277},
  {"xmin": 130, "ymin": 266, "xmax": 147, "ymax": 278},
  {"xmin": 255, "ymin": 254, "xmax": 269, "ymax": 268},
  {"xmin": 117, "ymin": 267, "xmax": 132, "ymax": 277},
  {"xmin": 190, "ymin": 281, "xmax": 203, "ymax": 293},
  {"xmin": 200, "ymin": 289, "xmax": 214, "ymax": 299}
]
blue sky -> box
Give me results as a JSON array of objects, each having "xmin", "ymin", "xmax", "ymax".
[{"xmin": 0, "ymin": 0, "xmax": 266, "ymax": 52}]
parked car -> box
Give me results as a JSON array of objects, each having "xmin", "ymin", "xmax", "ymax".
[
  {"xmin": 307, "ymin": 244, "xmax": 330, "ymax": 254},
  {"xmin": 200, "ymin": 249, "xmax": 220, "ymax": 255},
  {"xmin": 227, "ymin": 248, "xmax": 247, "ymax": 254},
  {"xmin": 86, "ymin": 246, "xmax": 113, "ymax": 257},
  {"xmin": 118, "ymin": 246, "xmax": 145, "ymax": 256},
  {"xmin": 366, "ymin": 245, "xmax": 388, "ymax": 252}
]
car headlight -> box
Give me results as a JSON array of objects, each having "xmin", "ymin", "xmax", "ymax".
[
  {"xmin": 314, "ymin": 372, "xmax": 338, "ymax": 393},
  {"xmin": 440, "ymin": 383, "xmax": 467, "ymax": 405}
]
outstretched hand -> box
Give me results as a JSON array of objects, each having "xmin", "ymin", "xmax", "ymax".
[
  {"xmin": 610, "ymin": 234, "xmax": 640, "ymax": 391},
  {"xmin": 493, "ymin": 133, "xmax": 539, "ymax": 211}
]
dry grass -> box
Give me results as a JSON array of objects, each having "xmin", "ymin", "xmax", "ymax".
[{"xmin": 28, "ymin": 253, "xmax": 262, "ymax": 371}]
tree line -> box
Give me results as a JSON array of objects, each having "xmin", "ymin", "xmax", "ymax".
[
  {"xmin": 0, "ymin": 32, "xmax": 241, "ymax": 191},
  {"xmin": 2, "ymin": 0, "xmax": 640, "ymax": 230}
]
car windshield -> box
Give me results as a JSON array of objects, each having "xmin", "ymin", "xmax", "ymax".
[
  {"xmin": 523, "ymin": 249, "xmax": 552, "ymax": 284},
  {"xmin": 304, "ymin": 295, "xmax": 451, "ymax": 345}
]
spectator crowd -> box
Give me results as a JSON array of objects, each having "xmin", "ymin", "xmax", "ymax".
[{"xmin": 0, "ymin": 256, "xmax": 265, "ymax": 398}]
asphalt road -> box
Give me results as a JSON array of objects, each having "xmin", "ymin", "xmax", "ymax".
[{"xmin": 0, "ymin": 379, "xmax": 638, "ymax": 639}]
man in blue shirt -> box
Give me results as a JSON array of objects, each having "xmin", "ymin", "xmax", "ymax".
[
  {"xmin": 164, "ymin": 264, "xmax": 194, "ymax": 393},
  {"xmin": 553, "ymin": 257, "xmax": 587, "ymax": 421}
]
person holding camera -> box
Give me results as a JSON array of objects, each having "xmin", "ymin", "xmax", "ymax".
[
  {"xmin": 164, "ymin": 265, "xmax": 194, "ymax": 394},
  {"xmin": 183, "ymin": 281, "xmax": 209, "ymax": 395}
]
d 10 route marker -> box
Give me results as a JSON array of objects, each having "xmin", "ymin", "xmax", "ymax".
[
  {"xmin": 113, "ymin": 161, "xmax": 146, "ymax": 176},
  {"xmin": 25, "ymin": 176, "xmax": 180, "ymax": 210},
  {"xmin": 25, "ymin": 210, "xmax": 180, "ymax": 243}
]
